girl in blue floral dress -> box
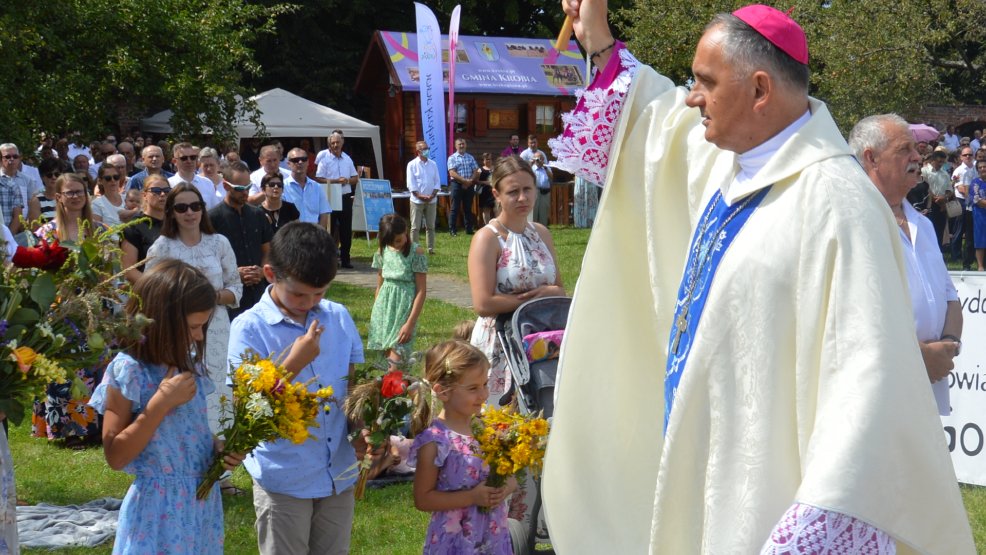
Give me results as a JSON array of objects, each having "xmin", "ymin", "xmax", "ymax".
[
  {"xmin": 89, "ymin": 259, "xmax": 244, "ymax": 554},
  {"xmin": 411, "ymin": 340, "xmax": 516, "ymax": 554}
]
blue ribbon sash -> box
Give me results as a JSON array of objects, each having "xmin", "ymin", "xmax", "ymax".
[{"xmin": 664, "ymin": 187, "xmax": 771, "ymax": 432}]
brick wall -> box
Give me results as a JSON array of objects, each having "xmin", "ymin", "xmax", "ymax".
[{"xmin": 911, "ymin": 105, "xmax": 986, "ymax": 136}]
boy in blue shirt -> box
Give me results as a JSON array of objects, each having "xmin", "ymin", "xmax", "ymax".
[{"xmin": 228, "ymin": 221, "xmax": 364, "ymax": 555}]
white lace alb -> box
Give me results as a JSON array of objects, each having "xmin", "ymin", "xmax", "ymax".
[
  {"xmin": 761, "ymin": 503, "xmax": 895, "ymax": 555},
  {"xmin": 548, "ymin": 47, "xmax": 640, "ymax": 185}
]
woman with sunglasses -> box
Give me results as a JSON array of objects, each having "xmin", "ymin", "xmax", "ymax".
[
  {"xmin": 259, "ymin": 173, "xmax": 299, "ymax": 234},
  {"xmin": 31, "ymin": 173, "xmax": 106, "ymax": 447},
  {"xmin": 92, "ymin": 164, "xmax": 126, "ymax": 227},
  {"xmin": 145, "ymin": 184, "xmax": 243, "ymax": 494},
  {"xmin": 36, "ymin": 158, "xmax": 62, "ymax": 225},
  {"xmin": 121, "ymin": 174, "xmax": 169, "ymax": 284}
]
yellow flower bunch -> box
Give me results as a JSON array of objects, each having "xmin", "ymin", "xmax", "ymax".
[
  {"xmin": 197, "ymin": 353, "xmax": 336, "ymax": 499},
  {"xmin": 472, "ymin": 405, "xmax": 550, "ymax": 487}
]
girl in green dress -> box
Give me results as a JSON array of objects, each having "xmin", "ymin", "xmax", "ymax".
[{"xmin": 368, "ymin": 214, "xmax": 428, "ymax": 364}]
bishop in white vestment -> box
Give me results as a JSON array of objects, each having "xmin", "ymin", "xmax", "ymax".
[{"xmin": 543, "ymin": 2, "xmax": 974, "ymax": 554}]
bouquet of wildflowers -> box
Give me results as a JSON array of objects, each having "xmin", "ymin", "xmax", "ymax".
[
  {"xmin": 0, "ymin": 221, "xmax": 147, "ymax": 424},
  {"xmin": 196, "ymin": 353, "xmax": 336, "ymax": 499},
  {"xmin": 343, "ymin": 351, "xmax": 432, "ymax": 499},
  {"xmin": 471, "ymin": 405, "xmax": 550, "ymax": 511}
]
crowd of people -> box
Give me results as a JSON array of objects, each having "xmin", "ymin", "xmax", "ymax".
[
  {"xmin": 0, "ymin": 115, "xmax": 570, "ymax": 553},
  {"xmin": 2, "ymin": 0, "xmax": 984, "ymax": 552},
  {"xmin": 908, "ymin": 130, "xmax": 986, "ymax": 271}
]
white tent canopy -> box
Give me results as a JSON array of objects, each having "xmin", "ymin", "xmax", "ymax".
[{"xmin": 140, "ymin": 88, "xmax": 384, "ymax": 179}]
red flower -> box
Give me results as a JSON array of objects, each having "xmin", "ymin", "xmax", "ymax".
[
  {"xmin": 380, "ymin": 370, "xmax": 407, "ymax": 399},
  {"xmin": 12, "ymin": 237, "xmax": 69, "ymax": 271}
]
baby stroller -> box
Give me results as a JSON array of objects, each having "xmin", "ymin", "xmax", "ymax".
[{"xmin": 495, "ymin": 295, "xmax": 571, "ymax": 555}]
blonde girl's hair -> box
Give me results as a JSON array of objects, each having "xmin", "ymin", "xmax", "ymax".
[
  {"xmin": 53, "ymin": 173, "xmax": 94, "ymax": 241},
  {"xmin": 491, "ymin": 154, "xmax": 534, "ymax": 193},
  {"xmin": 424, "ymin": 340, "xmax": 490, "ymax": 388},
  {"xmin": 452, "ymin": 320, "xmax": 475, "ymax": 342}
]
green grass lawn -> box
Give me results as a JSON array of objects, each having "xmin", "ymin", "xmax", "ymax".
[
  {"xmin": 10, "ymin": 225, "xmax": 986, "ymax": 552},
  {"xmin": 348, "ymin": 226, "xmax": 590, "ymax": 295}
]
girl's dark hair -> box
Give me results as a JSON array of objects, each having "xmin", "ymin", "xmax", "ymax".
[
  {"xmin": 261, "ymin": 173, "xmax": 284, "ymax": 189},
  {"xmin": 377, "ymin": 213, "xmax": 410, "ymax": 256},
  {"xmin": 38, "ymin": 157, "xmax": 61, "ymax": 176},
  {"xmin": 126, "ymin": 259, "xmax": 216, "ymax": 373},
  {"xmin": 161, "ymin": 183, "xmax": 215, "ymax": 238}
]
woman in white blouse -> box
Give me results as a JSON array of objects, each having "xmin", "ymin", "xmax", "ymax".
[
  {"xmin": 145, "ymin": 184, "xmax": 242, "ymax": 442},
  {"xmin": 91, "ymin": 163, "xmax": 126, "ymax": 227}
]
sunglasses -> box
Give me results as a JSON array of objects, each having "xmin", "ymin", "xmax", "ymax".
[
  {"xmin": 173, "ymin": 201, "xmax": 205, "ymax": 213},
  {"xmin": 147, "ymin": 186, "xmax": 172, "ymax": 195},
  {"xmin": 44, "ymin": 172, "xmax": 61, "ymax": 179},
  {"xmin": 223, "ymin": 179, "xmax": 251, "ymax": 192},
  {"xmin": 101, "ymin": 175, "xmax": 120, "ymax": 182},
  {"xmin": 264, "ymin": 181, "xmax": 284, "ymax": 189},
  {"xmin": 178, "ymin": 155, "xmax": 198, "ymax": 162},
  {"xmin": 2, "ymin": 154, "xmax": 20, "ymax": 160},
  {"xmin": 288, "ymin": 156, "xmax": 308, "ymax": 164},
  {"xmin": 59, "ymin": 190, "xmax": 86, "ymax": 199}
]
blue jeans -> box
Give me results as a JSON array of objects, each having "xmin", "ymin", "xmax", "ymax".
[{"xmin": 449, "ymin": 183, "xmax": 475, "ymax": 232}]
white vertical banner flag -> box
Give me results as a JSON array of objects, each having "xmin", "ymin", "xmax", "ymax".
[
  {"xmin": 447, "ymin": 4, "xmax": 461, "ymax": 155},
  {"xmin": 941, "ymin": 272, "xmax": 986, "ymax": 485},
  {"xmin": 414, "ymin": 2, "xmax": 447, "ymax": 185}
]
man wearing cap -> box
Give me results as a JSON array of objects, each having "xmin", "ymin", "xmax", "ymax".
[{"xmin": 544, "ymin": 1, "xmax": 974, "ymax": 554}]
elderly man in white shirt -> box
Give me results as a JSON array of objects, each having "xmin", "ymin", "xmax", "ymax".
[
  {"xmin": 314, "ymin": 132, "xmax": 359, "ymax": 268},
  {"xmin": 852, "ymin": 114, "xmax": 962, "ymax": 416},
  {"xmin": 406, "ymin": 140, "xmax": 440, "ymax": 254}
]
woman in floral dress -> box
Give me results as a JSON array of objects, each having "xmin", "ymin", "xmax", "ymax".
[
  {"xmin": 466, "ymin": 156, "xmax": 564, "ymax": 525},
  {"xmin": 467, "ymin": 156, "xmax": 565, "ymax": 406}
]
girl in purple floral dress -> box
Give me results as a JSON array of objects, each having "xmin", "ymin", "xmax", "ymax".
[{"xmin": 411, "ymin": 340, "xmax": 517, "ymax": 555}]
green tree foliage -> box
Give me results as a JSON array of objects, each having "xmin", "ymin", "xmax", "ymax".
[
  {"xmin": 618, "ymin": 0, "xmax": 986, "ymax": 132},
  {"xmin": 0, "ymin": 0, "xmax": 293, "ymax": 149}
]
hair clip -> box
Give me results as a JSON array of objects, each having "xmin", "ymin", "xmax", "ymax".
[{"xmin": 444, "ymin": 358, "xmax": 453, "ymax": 376}]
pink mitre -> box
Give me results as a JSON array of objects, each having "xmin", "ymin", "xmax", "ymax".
[{"xmin": 732, "ymin": 5, "xmax": 809, "ymax": 65}]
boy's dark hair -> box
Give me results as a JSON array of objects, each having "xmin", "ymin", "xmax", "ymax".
[
  {"xmin": 126, "ymin": 259, "xmax": 216, "ymax": 374},
  {"xmin": 268, "ymin": 221, "xmax": 338, "ymax": 287},
  {"xmin": 377, "ymin": 213, "xmax": 410, "ymax": 256}
]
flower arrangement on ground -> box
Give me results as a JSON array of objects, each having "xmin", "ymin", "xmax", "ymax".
[
  {"xmin": 344, "ymin": 351, "xmax": 432, "ymax": 499},
  {"xmin": 471, "ymin": 405, "xmax": 550, "ymax": 511},
  {"xmin": 0, "ymin": 221, "xmax": 147, "ymax": 424},
  {"xmin": 196, "ymin": 352, "xmax": 335, "ymax": 499}
]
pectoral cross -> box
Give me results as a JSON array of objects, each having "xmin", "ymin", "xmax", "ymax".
[{"xmin": 671, "ymin": 306, "xmax": 689, "ymax": 356}]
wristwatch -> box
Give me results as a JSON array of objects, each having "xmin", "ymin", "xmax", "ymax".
[{"xmin": 941, "ymin": 334, "xmax": 961, "ymax": 355}]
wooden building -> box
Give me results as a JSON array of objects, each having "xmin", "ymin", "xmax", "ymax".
[{"xmin": 355, "ymin": 30, "xmax": 581, "ymax": 192}]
